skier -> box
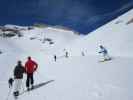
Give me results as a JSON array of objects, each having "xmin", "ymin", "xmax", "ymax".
[
  {"xmin": 8, "ymin": 77, "xmax": 14, "ymax": 88},
  {"xmin": 98, "ymin": 45, "xmax": 111, "ymax": 61},
  {"xmin": 13, "ymin": 60, "xmax": 25, "ymax": 97},
  {"xmin": 25, "ymin": 56, "xmax": 38, "ymax": 91},
  {"xmin": 65, "ymin": 51, "xmax": 68, "ymax": 58},
  {"xmin": 54, "ymin": 55, "xmax": 57, "ymax": 62},
  {"xmin": 81, "ymin": 51, "xmax": 85, "ymax": 56}
]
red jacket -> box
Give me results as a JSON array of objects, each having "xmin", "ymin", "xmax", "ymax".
[{"xmin": 25, "ymin": 60, "xmax": 38, "ymax": 74}]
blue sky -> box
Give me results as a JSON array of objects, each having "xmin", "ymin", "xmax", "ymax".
[{"xmin": 0, "ymin": 0, "xmax": 133, "ymax": 34}]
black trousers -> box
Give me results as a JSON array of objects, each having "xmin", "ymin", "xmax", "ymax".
[{"xmin": 26, "ymin": 73, "xmax": 34, "ymax": 88}]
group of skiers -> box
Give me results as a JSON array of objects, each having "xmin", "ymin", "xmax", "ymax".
[
  {"xmin": 54, "ymin": 51, "xmax": 69, "ymax": 62},
  {"xmin": 53, "ymin": 45, "xmax": 111, "ymax": 62},
  {"xmin": 8, "ymin": 56, "xmax": 38, "ymax": 97},
  {"xmin": 7, "ymin": 45, "xmax": 110, "ymax": 98}
]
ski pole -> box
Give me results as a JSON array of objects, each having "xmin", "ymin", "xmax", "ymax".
[
  {"xmin": 21, "ymin": 80, "xmax": 25, "ymax": 92},
  {"xmin": 6, "ymin": 86, "xmax": 12, "ymax": 100}
]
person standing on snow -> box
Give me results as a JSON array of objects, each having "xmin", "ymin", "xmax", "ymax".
[
  {"xmin": 98, "ymin": 45, "xmax": 111, "ymax": 61},
  {"xmin": 25, "ymin": 56, "xmax": 38, "ymax": 91},
  {"xmin": 13, "ymin": 61, "xmax": 25, "ymax": 97},
  {"xmin": 81, "ymin": 51, "xmax": 85, "ymax": 56},
  {"xmin": 54, "ymin": 55, "xmax": 57, "ymax": 62},
  {"xmin": 65, "ymin": 51, "xmax": 68, "ymax": 58}
]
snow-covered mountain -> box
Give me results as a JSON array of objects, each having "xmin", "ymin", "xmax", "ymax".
[
  {"xmin": 0, "ymin": 9, "xmax": 133, "ymax": 100},
  {"xmin": 66, "ymin": 9, "xmax": 133, "ymax": 57}
]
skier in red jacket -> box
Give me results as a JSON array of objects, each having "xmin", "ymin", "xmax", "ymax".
[{"xmin": 25, "ymin": 56, "xmax": 38, "ymax": 90}]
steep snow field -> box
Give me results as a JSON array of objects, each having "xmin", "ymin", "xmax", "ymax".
[
  {"xmin": 0, "ymin": 9, "xmax": 133, "ymax": 100},
  {"xmin": 67, "ymin": 9, "xmax": 133, "ymax": 57}
]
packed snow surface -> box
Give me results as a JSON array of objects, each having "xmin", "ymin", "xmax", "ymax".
[{"xmin": 0, "ymin": 9, "xmax": 133, "ymax": 100}]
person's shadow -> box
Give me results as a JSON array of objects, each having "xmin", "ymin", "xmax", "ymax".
[
  {"xmin": 31, "ymin": 80, "xmax": 54, "ymax": 90},
  {"xmin": 20, "ymin": 80, "xmax": 54, "ymax": 95}
]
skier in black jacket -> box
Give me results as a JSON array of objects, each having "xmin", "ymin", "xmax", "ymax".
[{"xmin": 13, "ymin": 60, "xmax": 25, "ymax": 97}]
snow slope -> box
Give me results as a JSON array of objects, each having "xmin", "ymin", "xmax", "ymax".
[
  {"xmin": 66, "ymin": 9, "xmax": 133, "ymax": 57},
  {"xmin": 0, "ymin": 9, "xmax": 133, "ymax": 100}
]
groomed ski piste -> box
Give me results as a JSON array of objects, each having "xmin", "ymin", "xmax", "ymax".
[{"xmin": 0, "ymin": 8, "xmax": 133, "ymax": 100}]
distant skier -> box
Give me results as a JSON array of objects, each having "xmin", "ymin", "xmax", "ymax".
[
  {"xmin": 98, "ymin": 45, "xmax": 111, "ymax": 61},
  {"xmin": 54, "ymin": 55, "xmax": 57, "ymax": 62},
  {"xmin": 81, "ymin": 51, "xmax": 85, "ymax": 56},
  {"xmin": 8, "ymin": 77, "xmax": 14, "ymax": 88},
  {"xmin": 25, "ymin": 56, "xmax": 38, "ymax": 91},
  {"xmin": 13, "ymin": 61, "xmax": 25, "ymax": 97},
  {"xmin": 0, "ymin": 50, "xmax": 2, "ymax": 54},
  {"xmin": 65, "ymin": 51, "xmax": 68, "ymax": 58}
]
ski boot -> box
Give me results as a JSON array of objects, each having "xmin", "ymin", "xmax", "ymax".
[{"xmin": 13, "ymin": 91, "xmax": 19, "ymax": 99}]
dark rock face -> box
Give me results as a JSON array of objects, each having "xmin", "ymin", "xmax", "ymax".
[{"xmin": 0, "ymin": 0, "xmax": 133, "ymax": 34}]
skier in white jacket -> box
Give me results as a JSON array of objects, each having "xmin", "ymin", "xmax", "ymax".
[{"xmin": 98, "ymin": 45, "xmax": 111, "ymax": 61}]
